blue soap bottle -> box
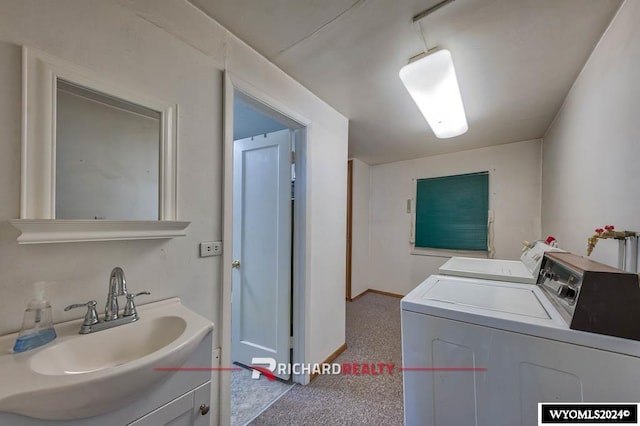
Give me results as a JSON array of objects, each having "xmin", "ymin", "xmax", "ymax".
[{"xmin": 13, "ymin": 282, "xmax": 57, "ymax": 353}]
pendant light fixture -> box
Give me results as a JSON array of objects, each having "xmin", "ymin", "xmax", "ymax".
[{"xmin": 400, "ymin": 0, "xmax": 468, "ymax": 139}]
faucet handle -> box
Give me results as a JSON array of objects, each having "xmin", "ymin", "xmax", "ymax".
[
  {"xmin": 64, "ymin": 300, "xmax": 100, "ymax": 327},
  {"xmin": 123, "ymin": 291, "xmax": 151, "ymax": 318}
]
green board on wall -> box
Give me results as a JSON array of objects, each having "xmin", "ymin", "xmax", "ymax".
[{"xmin": 415, "ymin": 171, "xmax": 488, "ymax": 251}]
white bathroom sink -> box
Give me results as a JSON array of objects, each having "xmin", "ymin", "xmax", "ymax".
[
  {"xmin": 0, "ymin": 298, "xmax": 213, "ymax": 420},
  {"xmin": 30, "ymin": 315, "xmax": 188, "ymax": 376}
]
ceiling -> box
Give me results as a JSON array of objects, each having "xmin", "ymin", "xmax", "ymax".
[
  {"xmin": 190, "ymin": 0, "xmax": 622, "ymax": 165},
  {"xmin": 234, "ymin": 98, "xmax": 288, "ymax": 140}
]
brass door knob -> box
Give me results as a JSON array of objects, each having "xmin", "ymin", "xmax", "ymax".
[
  {"xmin": 232, "ymin": 260, "xmax": 241, "ymax": 269},
  {"xmin": 199, "ymin": 403, "xmax": 210, "ymax": 415}
]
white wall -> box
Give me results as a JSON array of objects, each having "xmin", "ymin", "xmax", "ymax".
[
  {"xmin": 542, "ymin": 0, "xmax": 640, "ymax": 267},
  {"xmin": 350, "ymin": 158, "xmax": 371, "ymax": 298},
  {"xmin": 0, "ymin": 0, "xmax": 348, "ymax": 422},
  {"xmin": 214, "ymin": 10, "xmax": 349, "ymax": 368},
  {"xmin": 0, "ymin": 0, "xmax": 221, "ymax": 336},
  {"xmin": 368, "ymin": 139, "xmax": 542, "ymax": 295}
]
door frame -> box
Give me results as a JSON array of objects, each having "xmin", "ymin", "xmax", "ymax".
[
  {"xmin": 346, "ymin": 160, "xmax": 353, "ymax": 301},
  {"xmin": 221, "ymin": 71, "xmax": 310, "ymax": 424}
]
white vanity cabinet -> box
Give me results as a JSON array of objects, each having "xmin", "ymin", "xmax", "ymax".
[
  {"xmin": 128, "ymin": 382, "xmax": 211, "ymax": 426},
  {"xmin": 0, "ymin": 333, "xmax": 214, "ymax": 426}
]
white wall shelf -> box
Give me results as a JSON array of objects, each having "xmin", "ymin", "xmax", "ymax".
[{"xmin": 8, "ymin": 220, "xmax": 190, "ymax": 244}]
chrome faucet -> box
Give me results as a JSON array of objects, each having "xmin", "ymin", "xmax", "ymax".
[
  {"xmin": 65, "ymin": 266, "xmax": 150, "ymax": 334},
  {"xmin": 105, "ymin": 266, "xmax": 128, "ymax": 321}
]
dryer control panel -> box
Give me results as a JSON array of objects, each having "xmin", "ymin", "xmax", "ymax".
[{"xmin": 538, "ymin": 252, "xmax": 640, "ymax": 341}]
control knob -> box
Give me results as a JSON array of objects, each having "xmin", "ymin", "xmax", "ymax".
[
  {"xmin": 539, "ymin": 267, "xmax": 559, "ymax": 282},
  {"xmin": 556, "ymin": 284, "xmax": 577, "ymax": 300}
]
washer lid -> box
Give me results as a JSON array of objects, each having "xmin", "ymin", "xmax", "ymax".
[
  {"xmin": 439, "ymin": 257, "xmax": 533, "ymax": 282},
  {"xmin": 437, "ymin": 242, "xmax": 563, "ymax": 283},
  {"xmin": 421, "ymin": 278, "xmax": 550, "ymax": 319},
  {"xmin": 402, "ymin": 275, "xmax": 640, "ymax": 358}
]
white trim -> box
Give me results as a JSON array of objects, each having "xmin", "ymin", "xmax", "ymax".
[
  {"xmin": 411, "ymin": 246, "xmax": 489, "ymax": 258},
  {"xmin": 8, "ymin": 220, "xmax": 190, "ymax": 244},
  {"xmin": 225, "ymin": 70, "xmax": 312, "ymax": 127},
  {"xmin": 291, "ymin": 128, "xmax": 308, "ymax": 385},
  {"xmin": 160, "ymin": 103, "xmax": 179, "ymax": 221},
  {"xmin": 220, "ymin": 72, "xmax": 234, "ymax": 426},
  {"xmin": 20, "ymin": 48, "xmax": 29, "ymax": 219},
  {"xmin": 20, "ymin": 46, "xmax": 179, "ymax": 229},
  {"xmin": 221, "ymin": 71, "xmax": 310, "ymax": 424}
]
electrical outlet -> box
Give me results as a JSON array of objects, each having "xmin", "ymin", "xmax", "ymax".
[
  {"xmin": 212, "ymin": 241, "xmax": 222, "ymax": 255},
  {"xmin": 200, "ymin": 241, "xmax": 222, "ymax": 257}
]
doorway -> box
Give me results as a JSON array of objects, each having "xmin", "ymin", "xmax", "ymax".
[
  {"xmin": 221, "ymin": 76, "xmax": 309, "ymax": 425},
  {"xmin": 231, "ymin": 101, "xmax": 293, "ymax": 379},
  {"xmin": 346, "ymin": 159, "xmax": 353, "ymax": 301}
]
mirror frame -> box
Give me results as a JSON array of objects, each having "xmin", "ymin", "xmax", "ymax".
[{"xmin": 9, "ymin": 46, "xmax": 189, "ymax": 244}]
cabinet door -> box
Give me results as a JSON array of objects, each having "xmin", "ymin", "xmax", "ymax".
[
  {"xmin": 193, "ymin": 382, "xmax": 212, "ymax": 426},
  {"xmin": 129, "ymin": 382, "xmax": 211, "ymax": 426}
]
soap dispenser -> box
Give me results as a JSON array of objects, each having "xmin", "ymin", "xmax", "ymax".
[{"xmin": 13, "ymin": 281, "xmax": 57, "ymax": 353}]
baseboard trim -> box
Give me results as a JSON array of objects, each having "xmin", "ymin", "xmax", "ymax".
[
  {"xmin": 351, "ymin": 288, "xmax": 404, "ymax": 301},
  {"xmin": 309, "ymin": 342, "xmax": 348, "ymax": 381}
]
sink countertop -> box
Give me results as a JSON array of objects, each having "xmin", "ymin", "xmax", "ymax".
[{"xmin": 0, "ymin": 297, "xmax": 214, "ymax": 420}]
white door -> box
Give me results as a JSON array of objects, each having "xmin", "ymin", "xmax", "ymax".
[{"xmin": 232, "ymin": 129, "xmax": 292, "ymax": 380}]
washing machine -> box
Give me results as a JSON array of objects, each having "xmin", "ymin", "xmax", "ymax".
[
  {"xmin": 401, "ymin": 252, "xmax": 640, "ymax": 426},
  {"xmin": 438, "ymin": 241, "xmax": 561, "ymax": 284}
]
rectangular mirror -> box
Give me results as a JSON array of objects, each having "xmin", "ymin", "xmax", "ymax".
[
  {"xmin": 56, "ymin": 80, "xmax": 161, "ymax": 220},
  {"xmin": 9, "ymin": 46, "xmax": 189, "ymax": 244}
]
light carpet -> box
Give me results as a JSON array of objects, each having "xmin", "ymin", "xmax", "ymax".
[
  {"xmin": 231, "ymin": 364, "xmax": 295, "ymax": 425},
  {"xmin": 250, "ymin": 292, "xmax": 404, "ymax": 425}
]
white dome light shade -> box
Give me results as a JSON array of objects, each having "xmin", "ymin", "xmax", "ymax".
[{"xmin": 399, "ymin": 49, "xmax": 468, "ymax": 139}]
